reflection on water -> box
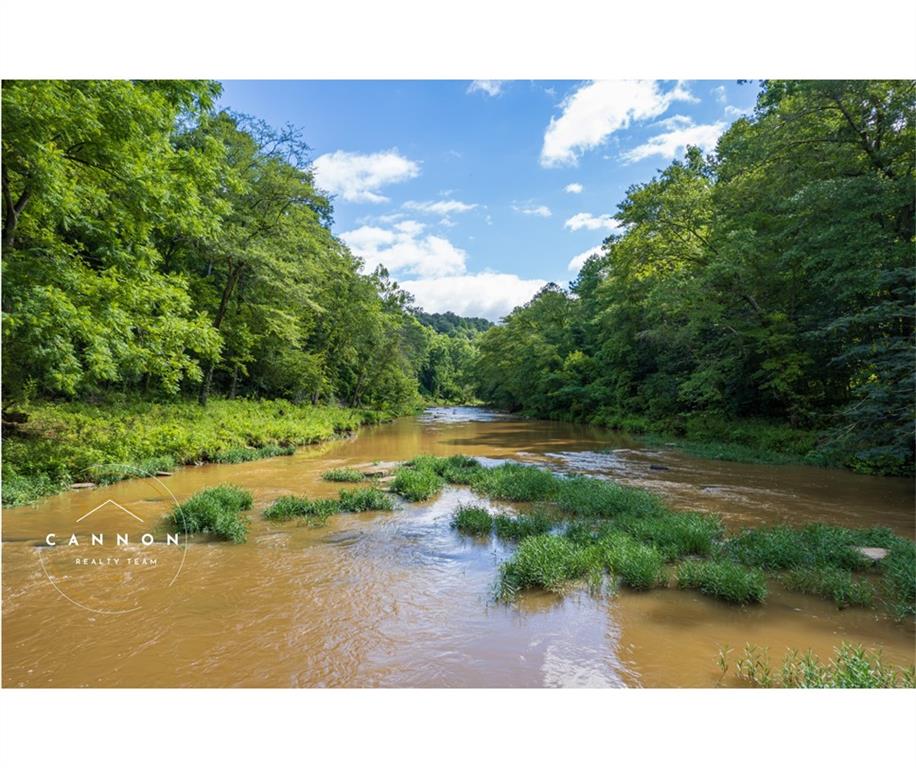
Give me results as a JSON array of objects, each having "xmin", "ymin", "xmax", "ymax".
[{"xmin": 2, "ymin": 407, "xmax": 914, "ymax": 687}]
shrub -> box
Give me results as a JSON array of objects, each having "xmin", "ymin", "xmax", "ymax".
[
  {"xmin": 676, "ymin": 560, "xmax": 767, "ymax": 604},
  {"xmin": 471, "ymin": 463, "xmax": 560, "ymax": 502},
  {"xmin": 321, "ymin": 467, "xmax": 366, "ymax": 482},
  {"xmin": 597, "ymin": 532, "xmax": 666, "ymax": 590},
  {"xmin": 390, "ymin": 467, "xmax": 445, "ymax": 501},
  {"xmin": 498, "ymin": 534, "xmax": 597, "ymax": 599},
  {"xmin": 0, "ymin": 472, "xmax": 66, "ymax": 506},
  {"xmin": 554, "ymin": 476, "xmax": 666, "ymax": 518},
  {"xmin": 493, "ymin": 512, "xmax": 553, "ymax": 541},
  {"xmin": 263, "ymin": 496, "xmax": 339, "ymax": 523},
  {"xmin": 782, "ymin": 566, "xmax": 875, "ymax": 609},
  {"xmin": 451, "ymin": 505, "xmax": 493, "ymax": 536},
  {"xmin": 167, "ymin": 485, "xmax": 253, "ymax": 543},
  {"xmin": 337, "ymin": 487, "xmax": 394, "ymax": 513}
]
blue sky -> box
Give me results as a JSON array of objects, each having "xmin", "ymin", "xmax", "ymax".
[{"xmin": 218, "ymin": 80, "xmax": 759, "ymax": 320}]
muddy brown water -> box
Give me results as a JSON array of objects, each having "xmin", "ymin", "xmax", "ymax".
[{"xmin": 3, "ymin": 407, "xmax": 914, "ymax": 687}]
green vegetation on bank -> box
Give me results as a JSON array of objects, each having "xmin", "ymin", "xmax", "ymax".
[
  {"xmin": 166, "ymin": 485, "xmax": 253, "ymax": 543},
  {"xmin": 475, "ymin": 81, "xmax": 915, "ymax": 476},
  {"xmin": 719, "ymin": 642, "xmax": 915, "ymax": 688},
  {"xmin": 2, "ymin": 397, "xmax": 385, "ymax": 506}
]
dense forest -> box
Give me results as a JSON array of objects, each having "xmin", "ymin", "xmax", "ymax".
[
  {"xmin": 1, "ymin": 80, "xmax": 475, "ymax": 412},
  {"xmin": 477, "ymin": 80, "xmax": 915, "ymax": 475},
  {"xmin": 2, "ymin": 79, "xmax": 914, "ymax": 485}
]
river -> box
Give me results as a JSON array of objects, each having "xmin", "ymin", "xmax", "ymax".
[{"xmin": 3, "ymin": 407, "xmax": 914, "ymax": 687}]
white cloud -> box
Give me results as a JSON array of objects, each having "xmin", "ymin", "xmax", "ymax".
[
  {"xmin": 564, "ymin": 212, "xmax": 622, "ymax": 232},
  {"xmin": 540, "ymin": 80, "xmax": 696, "ymax": 167},
  {"xmin": 567, "ymin": 246, "xmax": 603, "ymax": 272},
  {"xmin": 339, "ymin": 222, "xmax": 467, "ymax": 278},
  {"xmin": 401, "ymin": 273, "xmax": 546, "ymax": 321},
  {"xmin": 513, "ymin": 204, "xmax": 552, "ymax": 218},
  {"xmin": 564, "ymin": 182, "xmax": 584, "ymax": 194},
  {"xmin": 622, "ymin": 119, "xmax": 726, "ymax": 163},
  {"xmin": 712, "ymin": 85, "xmax": 727, "ymax": 103},
  {"xmin": 403, "ymin": 199, "xmax": 478, "ymax": 215},
  {"xmin": 725, "ymin": 104, "xmax": 753, "ymax": 118},
  {"xmin": 467, "ymin": 80, "xmax": 506, "ymax": 97},
  {"xmin": 313, "ymin": 149, "xmax": 419, "ymax": 203}
]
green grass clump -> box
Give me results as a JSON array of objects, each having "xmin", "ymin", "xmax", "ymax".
[
  {"xmin": 882, "ymin": 541, "xmax": 916, "ymax": 618},
  {"xmin": 725, "ymin": 642, "xmax": 915, "ymax": 688},
  {"xmin": 337, "ymin": 487, "xmax": 394, "ymax": 513},
  {"xmin": 166, "ymin": 485, "xmax": 253, "ymax": 543},
  {"xmin": 407, "ymin": 454, "xmax": 482, "ymax": 484},
  {"xmin": 321, "ymin": 467, "xmax": 366, "ymax": 482},
  {"xmin": 597, "ymin": 532, "xmax": 666, "ymax": 590},
  {"xmin": 390, "ymin": 466, "xmax": 445, "ymax": 501},
  {"xmin": 721, "ymin": 524, "xmax": 892, "ymax": 572},
  {"xmin": 554, "ymin": 476, "xmax": 666, "ymax": 518},
  {"xmin": 676, "ymin": 560, "xmax": 767, "ymax": 604},
  {"xmin": 493, "ymin": 512, "xmax": 553, "ymax": 541},
  {"xmin": 498, "ymin": 535, "xmax": 597, "ymax": 599},
  {"xmin": 471, "ymin": 463, "xmax": 560, "ymax": 502},
  {"xmin": 617, "ymin": 511, "xmax": 723, "ymax": 560},
  {"xmin": 263, "ymin": 496, "xmax": 339, "ymax": 523},
  {"xmin": 782, "ymin": 566, "xmax": 876, "ymax": 609},
  {"xmin": 212, "ymin": 443, "xmax": 295, "ymax": 463},
  {"xmin": 451, "ymin": 505, "xmax": 493, "ymax": 536}
]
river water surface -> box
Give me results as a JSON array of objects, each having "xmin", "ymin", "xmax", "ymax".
[{"xmin": 3, "ymin": 407, "xmax": 914, "ymax": 687}]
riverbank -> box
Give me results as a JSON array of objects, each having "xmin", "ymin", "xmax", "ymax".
[{"xmin": 1, "ymin": 397, "xmax": 395, "ymax": 506}]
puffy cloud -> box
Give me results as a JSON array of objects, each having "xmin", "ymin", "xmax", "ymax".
[
  {"xmin": 467, "ymin": 80, "xmax": 506, "ymax": 97},
  {"xmin": 725, "ymin": 104, "xmax": 753, "ymax": 118},
  {"xmin": 540, "ymin": 80, "xmax": 695, "ymax": 167},
  {"xmin": 622, "ymin": 118, "xmax": 726, "ymax": 163},
  {"xmin": 403, "ymin": 199, "xmax": 478, "ymax": 215},
  {"xmin": 712, "ymin": 85, "xmax": 727, "ymax": 103},
  {"xmin": 567, "ymin": 246, "xmax": 603, "ymax": 272},
  {"xmin": 313, "ymin": 149, "xmax": 419, "ymax": 203},
  {"xmin": 512, "ymin": 204, "xmax": 552, "ymax": 217},
  {"xmin": 564, "ymin": 212, "xmax": 622, "ymax": 232},
  {"xmin": 401, "ymin": 273, "xmax": 546, "ymax": 321},
  {"xmin": 564, "ymin": 182, "xmax": 583, "ymax": 194},
  {"xmin": 339, "ymin": 221, "xmax": 467, "ymax": 278}
]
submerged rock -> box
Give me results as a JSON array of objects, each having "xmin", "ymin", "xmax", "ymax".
[{"xmin": 855, "ymin": 546, "xmax": 889, "ymax": 563}]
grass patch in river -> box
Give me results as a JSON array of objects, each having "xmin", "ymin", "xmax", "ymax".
[
  {"xmin": 338, "ymin": 487, "xmax": 394, "ymax": 513},
  {"xmin": 676, "ymin": 560, "xmax": 767, "ymax": 604},
  {"xmin": 781, "ymin": 566, "xmax": 875, "ymax": 609},
  {"xmin": 497, "ymin": 534, "xmax": 597, "ymax": 599},
  {"xmin": 554, "ymin": 475, "xmax": 666, "ymax": 518},
  {"xmin": 596, "ymin": 532, "xmax": 666, "ymax": 590},
  {"xmin": 719, "ymin": 642, "xmax": 915, "ymax": 688},
  {"xmin": 406, "ymin": 454, "xmax": 482, "ymax": 484},
  {"xmin": 451, "ymin": 505, "xmax": 493, "ymax": 536},
  {"xmin": 263, "ymin": 496, "xmax": 339, "ymax": 524},
  {"xmin": 321, "ymin": 467, "xmax": 367, "ymax": 482},
  {"xmin": 471, "ymin": 462, "xmax": 560, "ymax": 501},
  {"xmin": 493, "ymin": 511, "xmax": 553, "ymax": 541},
  {"xmin": 167, "ymin": 485, "xmax": 252, "ymax": 543},
  {"xmin": 882, "ymin": 542, "xmax": 916, "ymax": 618},
  {"xmin": 391, "ymin": 466, "xmax": 445, "ymax": 501}
]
